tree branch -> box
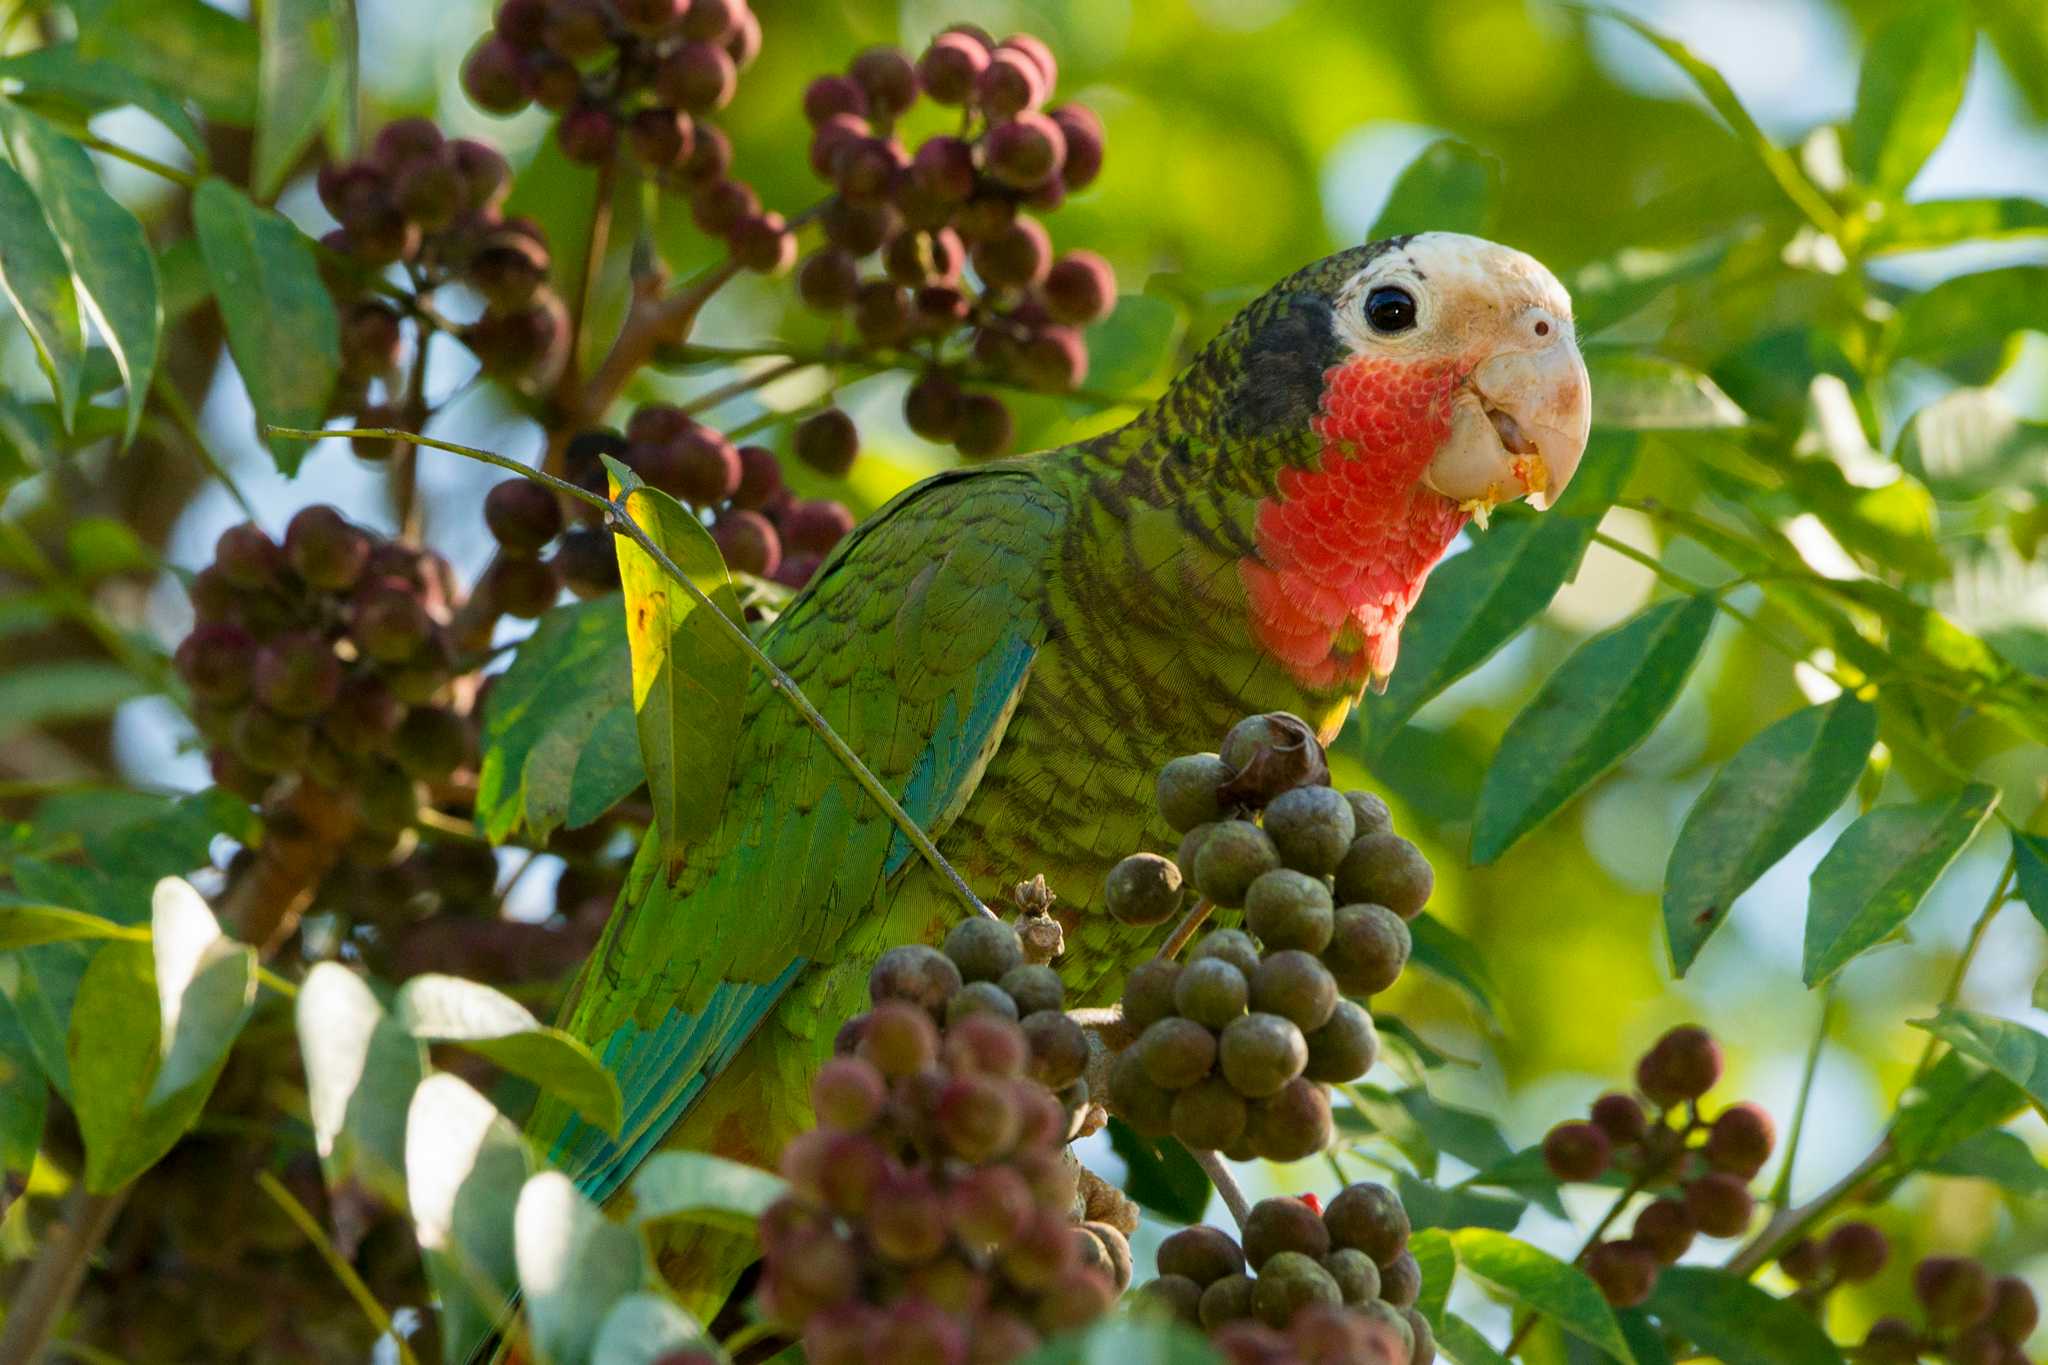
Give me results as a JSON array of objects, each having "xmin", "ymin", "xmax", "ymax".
[
  {"xmin": 1193, "ymin": 1149, "xmax": 1251, "ymax": 1230},
  {"xmin": 0, "ymin": 1188, "xmax": 129, "ymax": 1365}
]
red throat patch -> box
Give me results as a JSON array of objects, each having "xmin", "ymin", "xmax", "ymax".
[{"xmin": 1240, "ymin": 355, "xmax": 1471, "ymax": 691}]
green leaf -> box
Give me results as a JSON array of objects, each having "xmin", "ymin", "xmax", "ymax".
[
  {"xmin": 1585, "ymin": 352, "xmax": 1746, "ymax": 430},
  {"xmin": 0, "ymin": 994, "xmax": 47, "ymax": 1181},
  {"xmin": 1866, "ymin": 197, "xmax": 2048, "ymax": 253},
  {"xmin": 1439, "ymin": 1313, "xmax": 1513, "ymax": 1365},
  {"xmin": 1644, "ymin": 1266, "xmax": 1843, "ymax": 1365},
  {"xmin": 1897, "ymin": 266, "xmax": 2048, "ymax": 364},
  {"xmin": 1802, "ymin": 785, "xmax": 1998, "ymax": 985},
  {"xmin": 1886, "ymin": 1050, "xmax": 2028, "ymax": 1177},
  {"xmin": 588, "ymin": 1296, "xmax": 712, "ymax": 1365},
  {"xmin": 0, "ymin": 101, "xmax": 161, "ymax": 443},
  {"xmin": 1664, "ymin": 698, "xmax": 1877, "ymax": 974},
  {"xmin": 1896, "ymin": 387, "xmax": 2048, "ymax": 497},
  {"xmin": 1019, "ymin": 1317, "xmax": 1222, "ymax": 1365},
  {"xmin": 605, "ymin": 458, "xmax": 747, "ymax": 850},
  {"xmin": 405, "ymin": 1073, "xmax": 528, "ymax": 1365},
  {"xmin": 0, "ymin": 161, "xmax": 83, "ymax": 429},
  {"xmin": 1925, "ymin": 1128, "xmax": 2048, "ymax": 1197},
  {"xmin": 191, "ymin": 176, "xmax": 340, "ymax": 471},
  {"xmin": 392, "ymin": 975, "xmax": 622, "ymax": 1136},
  {"xmin": 1077, "ymin": 293, "xmax": 1185, "ymax": 404},
  {"xmin": 1397, "ymin": 1086, "xmax": 1515, "ymax": 1172},
  {"xmin": 73, "ymin": 0, "xmax": 259, "ymax": 124},
  {"xmin": 0, "ymin": 902, "xmax": 141, "ymax": 950},
  {"xmin": 1449, "ymin": 1228, "xmax": 1636, "ymax": 1364},
  {"xmin": 629, "ymin": 1150, "xmax": 787, "ymax": 1233},
  {"xmin": 2011, "ymin": 832, "xmax": 2048, "ymax": 937},
  {"xmin": 1106, "ymin": 1118, "xmax": 1211, "ymax": 1224},
  {"xmin": 515, "ymin": 1171, "xmax": 644, "ymax": 1365},
  {"xmin": 144, "ymin": 877, "xmax": 255, "ymax": 1107},
  {"xmin": 1471, "ymin": 595, "xmax": 1716, "ymax": 864},
  {"xmin": 1337, "ymin": 1082, "xmax": 1439, "ymax": 1176},
  {"xmin": 1409, "ymin": 1227, "xmax": 1454, "ymax": 1326},
  {"xmin": 474, "ymin": 598, "xmax": 643, "ymax": 845},
  {"xmin": 1570, "ymin": 237, "xmax": 1731, "ymax": 336},
  {"xmin": 1912, "ymin": 1008, "xmax": 2048, "ymax": 1115},
  {"xmin": 1846, "ymin": 1, "xmax": 1972, "ymax": 194},
  {"xmin": 1397, "ymin": 1170, "xmax": 1524, "ymax": 1232},
  {"xmin": 1371, "ymin": 139, "xmax": 1501, "ymax": 238},
  {"xmin": 0, "ymin": 660, "xmax": 149, "ymax": 742},
  {"xmin": 254, "ymin": 0, "xmax": 350, "ymax": 200},
  {"xmin": 1408, "ymin": 914, "xmax": 1503, "ymax": 1022},
  {"xmin": 297, "ymin": 962, "xmax": 423, "ymax": 1202},
  {"xmin": 0, "ymin": 45, "xmax": 208, "ymax": 165}
]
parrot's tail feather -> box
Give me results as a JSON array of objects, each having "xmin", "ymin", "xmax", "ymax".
[{"xmin": 548, "ymin": 962, "xmax": 807, "ymax": 1205}]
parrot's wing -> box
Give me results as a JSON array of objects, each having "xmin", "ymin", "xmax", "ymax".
[{"xmin": 535, "ymin": 465, "xmax": 1064, "ymax": 1200}]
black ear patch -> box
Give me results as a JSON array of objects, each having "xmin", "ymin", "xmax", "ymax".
[{"xmin": 1223, "ymin": 292, "xmax": 1345, "ymax": 440}]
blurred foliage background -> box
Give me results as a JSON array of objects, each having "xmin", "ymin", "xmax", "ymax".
[{"xmin": 5, "ymin": 0, "xmax": 2048, "ymax": 1356}]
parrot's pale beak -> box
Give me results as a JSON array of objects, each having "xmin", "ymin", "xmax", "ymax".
[{"xmin": 1424, "ymin": 336, "xmax": 1591, "ymax": 514}]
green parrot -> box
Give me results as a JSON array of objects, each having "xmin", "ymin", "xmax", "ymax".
[{"xmin": 532, "ymin": 231, "xmax": 1591, "ymax": 1310}]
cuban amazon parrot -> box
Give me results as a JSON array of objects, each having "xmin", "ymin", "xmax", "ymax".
[{"xmin": 533, "ymin": 231, "xmax": 1591, "ymax": 1309}]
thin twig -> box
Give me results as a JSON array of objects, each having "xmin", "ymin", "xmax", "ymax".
[
  {"xmin": 151, "ymin": 372, "xmax": 256, "ymax": 520},
  {"xmin": 1192, "ymin": 1148, "xmax": 1251, "ymax": 1230},
  {"xmin": 0, "ymin": 1187, "xmax": 129, "ymax": 1365},
  {"xmin": 266, "ymin": 424, "xmax": 991, "ymax": 921},
  {"xmin": 1503, "ymin": 1167, "xmax": 1652, "ymax": 1356},
  {"xmin": 1904, "ymin": 851, "xmax": 2016, "ymax": 1088},
  {"xmin": 1155, "ymin": 898, "xmax": 1217, "ymax": 961},
  {"xmin": 682, "ymin": 356, "xmax": 810, "ymax": 416},
  {"xmin": 1770, "ymin": 982, "xmax": 1833, "ymax": 1207},
  {"xmin": 1725, "ymin": 1141, "xmax": 1890, "ymax": 1278},
  {"xmin": 567, "ymin": 152, "xmax": 618, "ymax": 391},
  {"xmin": 255, "ymin": 1171, "xmax": 423, "ymax": 1365}
]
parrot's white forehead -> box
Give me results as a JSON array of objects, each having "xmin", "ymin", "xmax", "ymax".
[{"xmin": 1331, "ymin": 231, "xmax": 1574, "ymax": 355}]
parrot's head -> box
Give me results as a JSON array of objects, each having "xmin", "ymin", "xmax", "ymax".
[{"xmin": 1178, "ymin": 232, "xmax": 1592, "ymax": 692}]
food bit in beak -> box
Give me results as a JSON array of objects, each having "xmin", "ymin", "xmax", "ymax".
[{"xmin": 1488, "ymin": 406, "xmax": 1536, "ymax": 456}]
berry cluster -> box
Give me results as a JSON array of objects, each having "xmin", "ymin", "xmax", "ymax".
[
  {"xmin": 1105, "ymin": 714, "xmax": 1426, "ymax": 1162},
  {"xmin": 1540, "ymin": 1026, "xmax": 1776, "ymax": 1308},
  {"xmin": 1811, "ymin": 1237, "xmax": 2038, "ymax": 1365},
  {"xmin": 551, "ymin": 401, "xmax": 856, "ymax": 591},
  {"xmin": 179, "ymin": 508, "xmax": 477, "ymax": 826},
  {"xmin": 317, "ymin": 118, "xmax": 567, "ymax": 402},
  {"xmin": 1138, "ymin": 1188, "xmax": 1434, "ymax": 1365},
  {"xmin": 758, "ymin": 917, "xmax": 1122, "ymax": 1362},
  {"xmin": 797, "ymin": 25, "xmax": 1113, "ymax": 461}
]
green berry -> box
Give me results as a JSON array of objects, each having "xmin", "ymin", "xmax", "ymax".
[
  {"xmin": 1169, "ymin": 1076, "xmax": 1247, "ymax": 1151},
  {"xmin": 1358, "ymin": 1300, "xmax": 1416, "ymax": 1354},
  {"xmin": 1250, "ymin": 1251, "xmax": 1340, "ymax": 1328},
  {"xmin": 946, "ymin": 979, "xmax": 1021, "ymax": 1026},
  {"xmin": 1157, "ymin": 753, "xmax": 1230, "ymax": 830},
  {"xmin": 1198, "ymin": 1272, "xmax": 1255, "ymax": 1330},
  {"xmin": 1000, "ymin": 963, "xmax": 1065, "ymax": 1016},
  {"xmin": 1104, "ymin": 852, "xmax": 1184, "ymax": 927},
  {"xmin": 1303, "ymin": 999, "xmax": 1378, "ymax": 1083},
  {"xmin": 1244, "ymin": 869, "xmax": 1335, "ymax": 954},
  {"xmin": 1322, "ymin": 1247, "xmax": 1380, "ymax": 1305},
  {"xmin": 1379, "ymin": 1249, "xmax": 1422, "ymax": 1308},
  {"xmin": 1190, "ymin": 928, "xmax": 1262, "ymax": 979},
  {"xmin": 1406, "ymin": 1305, "xmax": 1437, "ymax": 1365},
  {"xmin": 1323, "ymin": 903, "xmax": 1412, "ymax": 998},
  {"xmin": 1120, "ymin": 958, "xmax": 1183, "ymax": 1031},
  {"xmin": 1021, "ymin": 1011, "xmax": 1086, "ymax": 1089},
  {"xmin": 1248, "ymin": 1077, "xmax": 1333, "ymax": 1162},
  {"xmin": 1136, "ymin": 1274, "xmax": 1203, "ymax": 1326},
  {"xmin": 1158, "ymin": 1224, "xmax": 1247, "ymax": 1286},
  {"xmin": 1249, "ymin": 950, "xmax": 1338, "ymax": 1033},
  {"xmin": 1192, "ymin": 821, "xmax": 1281, "ymax": 906},
  {"xmin": 1139, "ymin": 1016, "xmax": 1217, "ymax": 1090},
  {"xmin": 1344, "ymin": 790, "xmax": 1393, "ymax": 837},
  {"xmin": 1108, "ymin": 1047, "xmax": 1176, "ymax": 1138},
  {"xmin": 944, "ymin": 916, "xmax": 1024, "ymax": 982},
  {"xmin": 1172, "ymin": 958, "xmax": 1248, "ymax": 1030},
  {"xmin": 1262, "ymin": 786, "xmax": 1356, "ymax": 876},
  {"xmin": 1325, "ymin": 1182, "xmax": 1409, "ymax": 1265},
  {"xmin": 1218, "ymin": 1013, "xmax": 1307, "ymax": 1099},
  {"xmin": 1333, "ymin": 833, "xmax": 1434, "ymax": 920},
  {"xmin": 1176, "ymin": 821, "xmax": 1225, "ymax": 879}
]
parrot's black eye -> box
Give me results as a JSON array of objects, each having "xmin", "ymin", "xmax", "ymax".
[{"xmin": 1364, "ymin": 285, "xmax": 1417, "ymax": 335}]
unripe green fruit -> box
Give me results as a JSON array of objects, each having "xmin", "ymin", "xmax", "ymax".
[
  {"xmin": 1108, "ymin": 1047, "xmax": 1174, "ymax": 1138},
  {"xmin": 1175, "ymin": 821, "xmax": 1224, "ymax": 879},
  {"xmin": 1020, "ymin": 1010, "xmax": 1086, "ymax": 1088},
  {"xmin": 1323, "ymin": 902, "xmax": 1412, "ymax": 998},
  {"xmin": 1344, "ymin": 789, "xmax": 1393, "ymax": 838},
  {"xmin": 1157, "ymin": 753, "xmax": 1230, "ymax": 831},
  {"xmin": 1357, "ymin": 1300, "xmax": 1416, "ymax": 1355},
  {"xmin": 357, "ymin": 761, "xmax": 420, "ymax": 832},
  {"xmin": 1244, "ymin": 1196, "xmax": 1329, "ymax": 1269},
  {"xmin": 1219, "ymin": 1013, "xmax": 1307, "ymax": 1098},
  {"xmin": 1158, "ymin": 1223, "xmax": 1247, "ymax": 1287},
  {"xmin": 1325, "ymin": 1182, "xmax": 1409, "ymax": 1265},
  {"xmin": 868, "ymin": 942, "xmax": 961, "ymax": 1016},
  {"xmin": 1333, "ymin": 833, "xmax": 1433, "ymax": 920},
  {"xmin": 944, "ymin": 915, "xmax": 1024, "ymax": 982},
  {"xmin": 233, "ymin": 707, "xmax": 312, "ymax": 774},
  {"xmin": 1251, "ymin": 1251, "xmax": 1341, "ymax": 1328},
  {"xmin": 1198, "ymin": 1272, "xmax": 1256, "ymax": 1329},
  {"xmin": 1407, "ymin": 1306, "xmax": 1438, "ymax": 1365},
  {"xmin": 1262, "ymin": 785, "xmax": 1357, "ymax": 877},
  {"xmin": 1250, "ymin": 950, "xmax": 1338, "ymax": 1033},
  {"xmin": 1139, "ymin": 1015, "xmax": 1217, "ymax": 1090},
  {"xmin": 393, "ymin": 705, "xmax": 471, "ymax": 781},
  {"xmin": 1244, "ymin": 869, "xmax": 1334, "ymax": 954},
  {"xmin": 1000, "ymin": 963, "xmax": 1064, "ymax": 1015},
  {"xmin": 1190, "ymin": 927, "xmax": 1262, "ymax": 978},
  {"xmin": 1104, "ymin": 852, "xmax": 1184, "ymax": 927},
  {"xmin": 1321, "ymin": 1247, "xmax": 1380, "ymax": 1305},
  {"xmin": 1137, "ymin": 1274, "xmax": 1204, "ymax": 1326},
  {"xmin": 1120, "ymin": 958, "xmax": 1182, "ymax": 1032},
  {"xmin": 1193, "ymin": 821, "xmax": 1281, "ymax": 906},
  {"xmin": 1172, "ymin": 958, "xmax": 1248, "ymax": 1030},
  {"xmin": 946, "ymin": 979, "xmax": 1020, "ymax": 1025},
  {"xmin": 1170, "ymin": 1076, "xmax": 1248, "ymax": 1151},
  {"xmin": 1303, "ymin": 999, "xmax": 1378, "ymax": 1083}
]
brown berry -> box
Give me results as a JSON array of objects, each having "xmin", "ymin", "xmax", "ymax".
[
  {"xmin": 1586, "ymin": 1240, "xmax": 1658, "ymax": 1308},
  {"xmin": 1543, "ymin": 1121, "xmax": 1612, "ymax": 1183},
  {"xmin": 793, "ymin": 408, "xmax": 858, "ymax": 478},
  {"xmin": 1637, "ymin": 1025, "xmax": 1722, "ymax": 1106},
  {"xmin": 1324, "ymin": 1182, "xmax": 1408, "ymax": 1265},
  {"xmin": 1683, "ymin": 1171, "xmax": 1754, "ymax": 1238},
  {"xmin": 1333, "ymin": 833, "xmax": 1433, "ymax": 920},
  {"xmin": 1302, "ymin": 999, "xmax": 1378, "ymax": 1084}
]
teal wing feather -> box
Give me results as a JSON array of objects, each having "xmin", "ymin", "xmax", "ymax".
[{"xmin": 534, "ymin": 465, "xmax": 1065, "ymax": 1198}]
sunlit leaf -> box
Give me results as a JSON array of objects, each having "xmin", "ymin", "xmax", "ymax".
[
  {"xmin": 1866, "ymin": 197, "xmax": 2048, "ymax": 253},
  {"xmin": 1645, "ymin": 1266, "xmax": 1844, "ymax": 1364},
  {"xmin": 1397, "ymin": 1170, "xmax": 1524, "ymax": 1232},
  {"xmin": 1846, "ymin": 1, "xmax": 1972, "ymax": 194},
  {"xmin": 1911, "ymin": 1008, "xmax": 2048, "ymax": 1115},
  {"xmin": 1802, "ymin": 785, "xmax": 1997, "ymax": 986},
  {"xmin": 1409, "ymin": 1227, "xmax": 1455, "ymax": 1326},
  {"xmin": 630, "ymin": 1150, "xmax": 787, "ymax": 1233},
  {"xmin": 1664, "ymin": 698, "xmax": 1876, "ymax": 974},
  {"xmin": 1018, "ymin": 1317, "xmax": 1222, "ymax": 1365},
  {"xmin": 405, "ymin": 1074, "xmax": 527, "ymax": 1365},
  {"xmin": 1925, "ymin": 1128, "xmax": 2048, "ymax": 1198},
  {"xmin": 73, "ymin": 0, "xmax": 258, "ymax": 123},
  {"xmin": 1408, "ymin": 913, "xmax": 1503, "ymax": 1022},
  {"xmin": 144, "ymin": 877, "xmax": 254, "ymax": 1106},
  {"xmin": 1450, "ymin": 1228, "xmax": 1636, "ymax": 1364},
  {"xmin": 1472, "ymin": 596, "xmax": 1717, "ymax": 864},
  {"xmin": 515, "ymin": 1171, "xmax": 644, "ymax": 1365},
  {"xmin": 297, "ymin": 962, "xmax": 423, "ymax": 1202},
  {"xmin": 1440, "ymin": 1313, "xmax": 1514, "ymax": 1365},
  {"xmin": 192, "ymin": 176, "xmax": 340, "ymax": 470},
  {"xmin": 2009, "ymin": 833, "xmax": 2048, "ymax": 938},
  {"xmin": 605, "ymin": 457, "xmax": 747, "ymax": 851},
  {"xmin": 0, "ymin": 161, "xmax": 83, "ymax": 429},
  {"xmin": 254, "ymin": 0, "xmax": 350, "ymax": 199},
  {"xmin": 1371, "ymin": 139, "xmax": 1500, "ymax": 239},
  {"xmin": 0, "ymin": 902, "xmax": 140, "ymax": 950},
  {"xmin": 475, "ymin": 597, "xmax": 643, "ymax": 846},
  {"xmin": 0, "ymin": 103, "xmax": 160, "ymax": 442},
  {"xmin": 393, "ymin": 974, "xmax": 622, "ymax": 1135},
  {"xmin": 1886, "ymin": 1050, "xmax": 2028, "ymax": 1178},
  {"xmin": 0, "ymin": 995, "xmax": 46, "ymax": 1182},
  {"xmin": 1570, "ymin": 238, "xmax": 1732, "ymax": 336},
  {"xmin": 1586, "ymin": 352, "xmax": 1746, "ymax": 430},
  {"xmin": 1897, "ymin": 266, "xmax": 2048, "ymax": 365},
  {"xmin": 1897, "ymin": 387, "xmax": 2048, "ymax": 496},
  {"xmin": 589, "ymin": 1296, "xmax": 712, "ymax": 1365},
  {"xmin": 0, "ymin": 45, "xmax": 208, "ymax": 164},
  {"xmin": 0, "ymin": 660, "xmax": 149, "ymax": 742}
]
